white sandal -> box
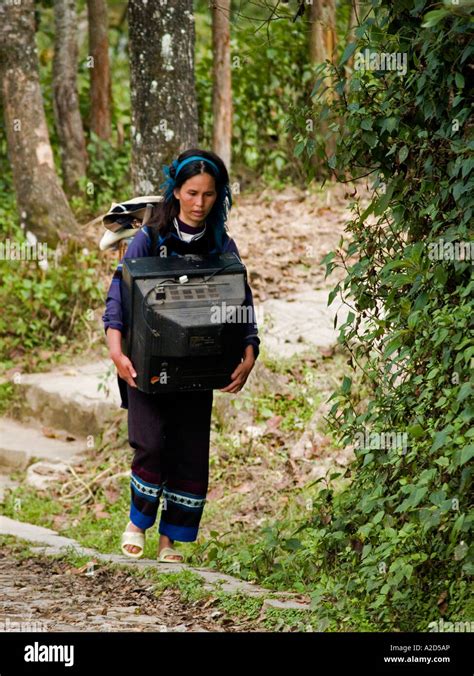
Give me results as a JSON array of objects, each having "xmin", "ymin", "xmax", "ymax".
[
  {"xmin": 121, "ymin": 529, "xmax": 145, "ymax": 559},
  {"xmin": 158, "ymin": 546, "xmax": 184, "ymax": 563}
]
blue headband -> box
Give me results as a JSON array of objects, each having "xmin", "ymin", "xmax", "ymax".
[
  {"xmin": 159, "ymin": 155, "xmax": 220, "ymax": 203},
  {"xmin": 175, "ymin": 155, "xmax": 220, "ymax": 177}
]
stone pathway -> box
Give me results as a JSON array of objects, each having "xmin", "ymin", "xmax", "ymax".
[
  {"xmin": 0, "ymin": 515, "xmax": 312, "ymax": 632},
  {"xmin": 0, "ymin": 544, "xmax": 273, "ymax": 633}
]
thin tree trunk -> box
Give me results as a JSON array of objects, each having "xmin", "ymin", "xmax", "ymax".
[
  {"xmin": 309, "ymin": 0, "xmax": 325, "ymax": 64},
  {"xmin": 53, "ymin": 0, "xmax": 88, "ymax": 194},
  {"xmin": 128, "ymin": 0, "xmax": 199, "ymax": 194},
  {"xmin": 87, "ymin": 0, "xmax": 112, "ymax": 141},
  {"xmin": 0, "ymin": 0, "xmax": 78, "ymax": 245},
  {"xmin": 309, "ymin": 0, "xmax": 336, "ymax": 101},
  {"xmin": 309, "ymin": 0, "xmax": 337, "ymax": 172},
  {"xmin": 212, "ymin": 0, "xmax": 232, "ymax": 172}
]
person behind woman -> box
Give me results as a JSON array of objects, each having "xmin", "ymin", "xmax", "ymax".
[{"xmin": 102, "ymin": 148, "xmax": 260, "ymax": 562}]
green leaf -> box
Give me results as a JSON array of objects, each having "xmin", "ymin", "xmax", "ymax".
[
  {"xmin": 384, "ymin": 117, "xmax": 398, "ymax": 133},
  {"xmin": 362, "ymin": 132, "xmax": 377, "ymax": 148},
  {"xmin": 421, "ymin": 8, "xmax": 449, "ymax": 28},
  {"xmin": 374, "ymin": 188, "xmax": 393, "ymax": 215},
  {"xmin": 341, "ymin": 376, "xmax": 352, "ymax": 394},
  {"xmin": 339, "ymin": 42, "xmax": 358, "ymax": 66},
  {"xmin": 398, "ymin": 146, "xmax": 409, "ymax": 163},
  {"xmin": 373, "ymin": 511, "xmax": 384, "ymax": 525},
  {"xmin": 408, "ymin": 424, "xmax": 424, "ymax": 439},
  {"xmin": 384, "ymin": 336, "xmax": 401, "ymax": 358},
  {"xmin": 431, "ymin": 430, "xmax": 450, "ymax": 452},
  {"xmin": 459, "ymin": 444, "xmax": 474, "ymax": 466},
  {"xmin": 454, "ymin": 541, "xmax": 468, "ymax": 561},
  {"xmin": 457, "ymin": 382, "xmax": 472, "ymax": 402},
  {"xmin": 294, "ymin": 141, "xmax": 305, "ymax": 157}
]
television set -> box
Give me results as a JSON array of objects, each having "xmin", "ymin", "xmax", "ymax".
[{"xmin": 120, "ymin": 252, "xmax": 250, "ymax": 393}]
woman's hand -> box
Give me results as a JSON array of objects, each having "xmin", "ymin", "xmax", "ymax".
[
  {"xmin": 219, "ymin": 347, "xmax": 256, "ymax": 394},
  {"xmin": 106, "ymin": 328, "xmax": 138, "ymax": 388},
  {"xmin": 111, "ymin": 352, "xmax": 138, "ymax": 388}
]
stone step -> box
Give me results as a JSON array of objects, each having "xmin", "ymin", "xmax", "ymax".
[
  {"xmin": 0, "ymin": 473, "xmax": 19, "ymax": 502},
  {"xmin": 0, "ymin": 417, "xmax": 87, "ymax": 472},
  {"xmin": 14, "ymin": 360, "xmax": 123, "ymax": 438},
  {"xmin": 262, "ymin": 289, "xmax": 349, "ymax": 358}
]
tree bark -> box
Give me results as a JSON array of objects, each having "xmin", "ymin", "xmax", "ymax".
[
  {"xmin": 128, "ymin": 0, "xmax": 199, "ymax": 194},
  {"xmin": 309, "ymin": 0, "xmax": 325, "ymax": 64},
  {"xmin": 309, "ymin": 0, "xmax": 336, "ymax": 99},
  {"xmin": 212, "ymin": 0, "xmax": 232, "ymax": 172},
  {"xmin": 87, "ymin": 0, "xmax": 112, "ymax": 140},
  {"xmin": 53, "ymin": 0, "xmax": 88, "ymax": 194},
  {"xmin": 0, "ymin": 0, "xmax": 78, "ymax": 245},
  {"xmin": 309, "ymin": 0, "xmax": 337, "ymax": 170}
]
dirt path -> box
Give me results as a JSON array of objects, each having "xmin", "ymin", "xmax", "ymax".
[
  {"xmin": 227, "ymin": 183, "xmax": 366, "ymax": 301},
  {"xmin": 0, "ymin": 544, "xmax": 269, "ymax": 633}
]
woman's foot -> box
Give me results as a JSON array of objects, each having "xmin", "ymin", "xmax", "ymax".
[
  {"xmin": 158, "ymin": 534, "xmax": 183, "ymax": 561},
  {"xmin": 123, "ymin": 521, "xmax": 145, "ymax": 555}
]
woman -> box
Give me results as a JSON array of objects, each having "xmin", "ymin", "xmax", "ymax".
[{"xmin": 102, "ymin": 148, "xmax": 260, "ymax": 563}]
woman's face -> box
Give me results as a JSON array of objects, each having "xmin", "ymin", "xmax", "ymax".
[{"xmin": 173, "ymin": 173, "xmax": 217, "ymax": 226}]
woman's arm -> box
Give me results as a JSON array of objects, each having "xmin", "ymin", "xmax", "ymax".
[
  {"xmin": 219, "ymin": 234, "xmax": 259, "ymax": 393},
  {"xmin": 222, "ymin": 235, "xmax": 261, "ymax": 361},
  {"xmin": 106, "ymin": 327, "xmax": 138, "ymax": 387}
]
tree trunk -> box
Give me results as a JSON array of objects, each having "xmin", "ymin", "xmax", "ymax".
[
  {"xmin": 128, "ymin": 0, "xmax": 199, "ymax": 194},
  {"xmin": 53, "ymin": 0, "xmax": 88, "ymax": 194},
  {"xmin": 0, "ymin": 0, "xmax": 78, "ymax": 245},
  {"xmin": 309, "ymin": 0, "xmax": 337, "ymax": 171},
  {"xmin": 87, "ymin": 0, "xmax": 112, "ymax": 141},
  {"xmin": 212, "ymin": 0, "xmax": 232, "ymax": 172},
  {"xmin": 309, "ymin": 0, "xmax": 325, "ymax": 64},
  {"xmin": 309, "ymin": 0, "xmax": 336, "ymax": 100}
]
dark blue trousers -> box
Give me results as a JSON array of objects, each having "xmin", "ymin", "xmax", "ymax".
[{"xmin": 126, "ymin": 384, "xmax": 214, "ymax": 542}]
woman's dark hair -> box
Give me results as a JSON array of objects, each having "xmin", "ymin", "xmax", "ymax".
[{"xmin": 147, "ymin": 148, "xmax": 232, "ymax": 252}]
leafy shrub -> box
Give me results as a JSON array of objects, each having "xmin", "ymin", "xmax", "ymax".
[
  {"xmin": 276, "ymin": 0, "xmax": 473, "ymax": 629},
  {"xmin": 0, "ymin": 243, "xmax": 105, "ymax": 360}
]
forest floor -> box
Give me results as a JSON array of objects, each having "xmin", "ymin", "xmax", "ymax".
[{"xmin": 1, "ymin": 182, "xmax": 367, "ymax": 632}]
